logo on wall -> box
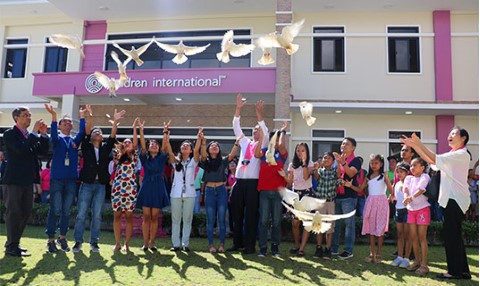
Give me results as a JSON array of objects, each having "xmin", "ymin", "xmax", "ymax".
[{"xmin": 85, "ymin": 73, "xmax": 103, "ymax": 94}]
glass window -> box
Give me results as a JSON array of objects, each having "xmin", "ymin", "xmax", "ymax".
[
  {"xmin": 313, "ymin": 27, "xmax": 345, "ymax": 72},
  {"xmin": 44, "ymin": 38, "xmax": 68, "ymax": 73},
  {"xmin": 105, "ymin": 30, "xmax": 251, "ymax": 70},
  {"xmin": 4, "ymin": 39, "xmax": 28, "ymax": 78},
  {"xmin": 311, "ymin": 129, "xmax": 344, "ymax": 160},
  {"xmin": 388, "ymin": 130, "xmax": 421, "ymax": 158},
  {"xmin": 387, "ymin": 27, "xmax": 420, "ymax": 73}
]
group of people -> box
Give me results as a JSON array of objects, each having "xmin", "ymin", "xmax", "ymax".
[{"xmin": 1, "ymin": 94, "xmax": 474, "ymax": 280}]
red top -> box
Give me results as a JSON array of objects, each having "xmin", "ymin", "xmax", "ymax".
[
  {"xmin": 40, "ymin": 168, "xmax": 51, "ymax": 191},
  {"xmin": 257, "ymin": 148, "xmax": 288, "ymax": 191}
]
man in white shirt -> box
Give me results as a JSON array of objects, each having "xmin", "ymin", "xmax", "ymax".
[{"xmin": 227, "ymin": 94, "xmax": 269, "ymax": 254}]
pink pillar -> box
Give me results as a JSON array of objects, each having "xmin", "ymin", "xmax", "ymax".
[
  {"xmin": 436, "ymin": 115, "xmax": 454, "ymax": 154},
  {"xmin": 433, "ymin": 11, "xmax": 453, "ymax": 101},
  {"xmin": 82, "ymin": 20, "xmax": 107, "ymax": 72}
]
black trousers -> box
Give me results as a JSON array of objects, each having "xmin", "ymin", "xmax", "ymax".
[
  {"xmin": 441, "ymin": 199, "xmax": 470, "ymax": 276},
  {"xmin": 4, "ymin": 185, "xmax": 33, "ymax": 250},
  {"xmin": 231, "ymin": 179, "xmax": 259, "ymax": 251}
]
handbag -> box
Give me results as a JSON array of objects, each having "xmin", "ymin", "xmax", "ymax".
[{"xmin": 424, "ymin": 171, "xmax": 440, "ymax": 201}]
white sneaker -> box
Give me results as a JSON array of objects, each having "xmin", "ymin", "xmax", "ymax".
[
  {"xmin": 391, "ymin": 257, "xmax": 403, "ymax": 266},
  {"xmin": 399, "ymin": 258, "xmax": 410, "ymax": 269}
]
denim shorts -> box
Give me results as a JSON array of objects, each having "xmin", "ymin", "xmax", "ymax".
[{"xmin": 394, "ymin": 208, "xmax": 408, "ymax": 223}]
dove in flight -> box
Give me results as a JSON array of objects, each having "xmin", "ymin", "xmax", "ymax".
[
  {"xmin": 155, "ymin": 40, "xmax": 211, "ymax": 65},
  {"xmin": 257, "ymin": 19, "xmax": 305, "ymax": 56},
  {"xmin": 265, "ymin": 131, "xmax": 278, "ymax": 165},
  {"xmin": 279, "ymin": 187, "xmax": 299, "ymax": 206},
  {"xmin": 283, "ymin": 202, "xmax": 356, "ymax": 234},
  {"xmin": 255, "ymin": 34, "xmax": 277, "ymax": 65},
  {"xmin": 299, "ymin": 101, "xmax": 316, "ymax": 126},
  {"xmin": 216, "ymin": 30, "xmax": 255, "ymax": 63},
  {"xmin": 48, "ymin": 34, "xmax": 85, "ymax": 58},
  {"xmin": 94, "ymin": 71, "xmax": 127, "ymax": 98},
  {"xmin": 112, "ymin": 39, "xmax": 152, "ymax": 66},
  {"xmin": 110, "ymin": 51, "xmax": 130, "ymax": 80},
  {"xmin": 279, "ymin": 187, "xmax": 326, "ymax": 211}
]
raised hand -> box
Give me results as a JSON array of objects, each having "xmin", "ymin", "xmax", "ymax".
[
  {"xmin": 44, "ymin": 104, "xmax": 56, "ymax": 115},
  {"xmin": 255, "ymin": 100, "xmax": 264, "ymax": 114},
  {"xmin": 236, "ymin": 93, "xmax": 246, "ymax": 109},
  {"xmin": 132, "ymin": 117, "xmax": 140, "ymax": 128},
  {"xmin": 163, "ymin": 120, "xmax": 172, "ymax": 132},
  {"xmin": 113, "ymin": 109, "xmax": 126, "ymax": 122},
  {"xmin": 197, "ymin": 127, "xmax": 204, "ymax": 140},
  {"xmin": 32, "ymin": 119, "xmax": 44, "ymax": 133},
  {"xmin": 39, "ymin": 121, "xmax": 48, "ymax": 134},
  {"xmin": 79, "ymin": 105, "xmax": 89, "ymax": 118},
  {"xmin": 138, "ymin": 118, "xmax": 145, "ymax": 130},
  {"xmin": 281, "ymin": 121, "xmax": 288, "ymax": 132}
]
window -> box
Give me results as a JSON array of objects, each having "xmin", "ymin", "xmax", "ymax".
[
  {"xmin": 44, "ymin": 38, "xmax": 68, "ymax": 72},
  {"xmin": 313, "ymin": 27, "xmax": 345, "ymax": 72},
  {"xmin": 4, "ymin": 39, "xmax": 28, "ymax": 78},
  {"xmin": 388, "ymin": 130, "xmax": 421, "ymax": 158},
  {"xmin": 311, "ymin": 129, "xmax": 345, "ymax": 160},
  {"xmin": 387, "ymin": 27, "xmax": 420, "ymax": 73},
  {"xmin": 105, "ymin": 30, "xmax": 252, "ymax": 70}
]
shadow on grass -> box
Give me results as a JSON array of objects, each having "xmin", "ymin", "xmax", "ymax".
[{"xmin": 0, "ymin": 256, "xmax": 28, "ymax": 286}]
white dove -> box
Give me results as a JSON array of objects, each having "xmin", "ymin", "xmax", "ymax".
[
  {"xmin": 155, "ymin": 40, "xmax": 211, "ymax": 65},
  {"xmin": 255, "ymin": 34, "xmax": 277, "ymax": 65},
  {"xmin": 279, "ymin": 187, "xmax": 326, "ymax": 211},
  {"xmin": 48, "ymin": 34, "xmax": 85, "ymax": 58},
  {"xmin": 283, "ymin": 202, "xmax": 356, "ymax": 234},
  {"xmin": 265, "ymin": 130, "xmax": 278, "ymax": 165},
  {"xmin": 110, "ymin": 51, "xmax": 130, "ymax": 80},
  {"xmin": 278, "ymin": 187, "xmax": 299, "ymax": 206},
  {"xmin": 94, "ymin": 71, "xmax": 127, "ymax": 98},
  {"xmin": 257, "ymin": 19, "xmax": 305, "ymax": 56},
  {"xmin": 299, "ymin": 101, "xmax": 316, "ymax": 126},
  {"xmin": 112, "ymin": 40, "xmax": 152, "ymax": 66},
  {"xmin": 216, "ymin": 30, "xmax": 255, "ymax": 63}
]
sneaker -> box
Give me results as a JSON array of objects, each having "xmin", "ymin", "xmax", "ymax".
[
  {"xmin": 72, "ymin": 242, "xmax": 82, "ymax": 253},
  {"xmin": 47, "ymin": 241, "xmax": 58, "ymax": 253},
  {"xmin": 323, "ymin": 248, "xmax": 332, "ymax": 259},
  {"xmin": 391, "ymin": 257, "xmax": 403, "ymax": 267},
  {"xmin": 338, "ymin": 251, "xmax": 353, "ymax": 260},
  {"xmin": 271, "ymin": 244, "xmax": 280, "ymax": 257},
  {"xmin": 56, "ymin": 237, "xmax": 70, "ymax": 252},
  {"xmin": 399, "ymin": 258, "xmax": 410, "ymax": 269},
  {"xmin": 90, "ymin": 242, "xmax": 100, "ymax": 252},
  {"xmin": 331, "ymin": 250, "xmax": 339, "ymax": 256},
  {"xmin": 313, "ymin": 246, "xmax": 323, "ymax": 259},
  {"xmin": 257, "ymin": 247, "xmax": 267, "ymax": 257}
]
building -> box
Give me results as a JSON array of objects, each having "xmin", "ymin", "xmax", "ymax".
[{"xmin": 0, "ymin": 0, "xmax": 478, "ymax": 164}]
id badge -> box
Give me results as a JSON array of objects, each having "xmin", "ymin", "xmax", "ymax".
[{"xmin": 64, "ymin": 157, "xmax": 70, "ymax": 167}]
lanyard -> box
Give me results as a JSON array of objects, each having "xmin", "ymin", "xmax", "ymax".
[{"xmin": 181, "ymin": 158, "xmax": 191, "ymax": 194}]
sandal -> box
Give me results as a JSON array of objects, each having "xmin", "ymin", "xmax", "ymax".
[
  {"xmin": 364, "ymin": 255, "xmax": 374, "ymax": 263},
  {"xmin": 289, "ymin": 247, "xmax": 300, "ymax": 254},
  {"xmin": 218, "ymin": 244, "xmax": 225, "ymax": 253},
  {"xmin": 374, "ymin": 255, "xmax": 382, "ymax": 264},
  {"xmin": 406, "ymin": 261, "xmax": 421, "ymax": 272},
  {"xmin": 415, "ymin": 265, "xmax": 429, "ymax": 275},
  {"xmin": 209, "ymin": 245, "xmax": 217, "ymax": 253},
  {"xmin": 113, "ymin": 244, "xmax": 121, "ymax": 252},
  {"xmin": 140, "ymin": 245, "xmax": 148, "ymax": 251}
]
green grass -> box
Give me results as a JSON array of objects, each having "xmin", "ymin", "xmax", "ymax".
[{"xmin": 0, "ymin": 225, "xmax": 478, "ymax": 286}]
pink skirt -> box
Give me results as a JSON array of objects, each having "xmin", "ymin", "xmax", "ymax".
[{"xmin": 362, "ymin": 194, "xmax": 389, "ymax": 236}]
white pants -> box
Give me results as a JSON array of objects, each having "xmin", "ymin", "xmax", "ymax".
[{"xmin": 170, "ymin": 197, "xmax": 195, "ymax": 247}]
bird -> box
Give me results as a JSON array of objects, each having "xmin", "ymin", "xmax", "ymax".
[
  {"xmin": 299, "ymin": 101, "xmax": 316, "ymax": 126},
  {"xmin": 282, "ymin": 202, "xmax": 356, "ymax": 234},
  {"xmin": 279, "ymin": 187, "xmax": 326, "ymax": 212},
  {"xmin": 216, "ymin": 30, "xmax": 255, "ymax": 63},
  {"xmin": 278, "ymin": 187, "xmax": 299, "ymax": 206},
  {"xmin": 112, "ymin": 39, "xmax": 153, "ymax": 66},
  {"xmin": 265, "ymin": 131, "xmax": 278, "ymax": 165},
  {"xmin": 110, "ymin": 51, "xmax": 130, "ymax": 80},
  {"xmin": 256, "ymin": 19, "xmax": 305, "ymax": 56},
  {"xmin": 48, "ymin": 34, "xmax": 85, "ymax": 58},
  {"xmin": 154, "ymin": 39, "xmax": 211, "ymax": 65},
  {"xmin": 255, "ymin": 34, "xmax": 277, "ymax": 65},
  {"xmin": 94, "ymin": 71, "xmax": 127, "ymax": 98}
]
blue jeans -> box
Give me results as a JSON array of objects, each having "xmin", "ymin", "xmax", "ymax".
[
  {"xmin": 356, "ymin": 196, "xmax": 365, "ymax": 217},
  {"xmin": 332, "ymin": 197, "xmax": 357, "ymax": 253},
  {"xmin": 258, "ymin": 191, "xmax": 282, "ymax": 249},
  {"xmin": 73, "ymin": 183, "xmax": 105, "ymax": 244},
  {"xmin": 171, "ymin": 196, "xmax": 195, "ymax": 247},
  {"xmin": 46, "ymin": 179, "xmax": 77, "ymax": 238},
  {"xmin": 41, "ymin": 190, "xmax": 50, "ymax": 204},
  {"xmin": 205, "ymin": 185, "xmax": 228, "ymax": 244},
  {"xmin": 193, "ymin": 189, "xmax": 201, "ymax": 214}
]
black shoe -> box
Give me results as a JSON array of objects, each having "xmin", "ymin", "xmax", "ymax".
[
  {"xmin": 47, "ymin": 241, "xmax": 58, "ymax": 253},
  {"xmin": 313, "ymin": 246, "xmax": 323, "ymax": 258},
  {"xmin": 323, "ymin": 248, "xmax": 332, "ymax": 259},
  {"xmin": 90, "ymin": 242, "xmax": 100, "ymax": 252},
  {"xmin": 226, "ymin": 246, "xmax": 242, "ymax": 252},
  {"xmin": 257, "ymin": 247, "xmax": 267, "ymax": 257},
  {"xmin": 18, "ymin": 246, "xmax": 28, "ymax": 252},
  {"xmin": 170, "ymin": 247, "xmax": 180, "ymax": 252},
  {"xmin": 5, "ymin": 248, "xmax": 31, "ymax": 257},
  {"xmin": 149, "ymin": 246, "xmax": 158, "ymax": 252},
  {"xmin": 56, "ymin": 237, "xmax": 70, "ymax": 252},
  {"xmin": 72, "ymin": 242, "xmax": 82, "ymax": 253},
  {"xmin": 140, "ymin": 246, "xmax": 148, "ymax": 251},
  {"xmin": 289, "ymin": 247, "xmax": 300, "ymax": 254},
  {"xmin": 182, "ymin": 246, "xmax": 190, "ymax": 252},
  {"xmin": 243, "ymin": 248, "xmax": 255, "ymax": 255},
  {"xmin": 271, "ymin": 244, "xmax": 279, "ymax": 257},
  {"xmin": 338, "ymin": 251, "xmax": 353, "ymax": 260}
]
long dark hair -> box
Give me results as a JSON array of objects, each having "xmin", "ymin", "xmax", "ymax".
[
  {"xmin": 203, "ymin": 141, "xmax": 223, "ymax": 172},
  {"xmin": 367, "ymin": 154, "xmax": 385, "ymax": 181},
  {"xmin": 453, "ymin": 126, "xmax": 470, "ymax": 146},
  {"xmin": 292, "ymin": 142, "xmax": 310, "ymax": 169},
  {"xmin": 175, "ymin": 140, "xmax": 194, "ymax": 172}
]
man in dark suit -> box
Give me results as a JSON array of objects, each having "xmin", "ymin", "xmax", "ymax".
[
  {"xmin": 0, "ymin": 150, "xmax": 6, "ymax": 200},
  {"xmin": 3, "ymin": 106, "xmax": 49, "ymax": 257}
]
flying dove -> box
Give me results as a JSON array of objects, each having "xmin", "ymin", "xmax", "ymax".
[
  {"xmin": 265, "ymin": 131, "xmax": 278, "ymax": 165},
  {"xmin": 111, "ymin": 51, "xmax": 130, "ymax": 80},
  {"xmin": 279, "ymin": 187, "xmax": 326, "ymax": 211},
  {"xmin": 299, "ymin": 101, "xmax": 316, "ymax": 126},
  {"xmin": 279, "ymin": 187, "xmax": 299, "ymax": 206},
  {"xmin": 94, "ymin": 71, "xmax": 127, "ymax": 98},
  {"xmin": 216, "ymin": 30, "xmax": 255, "ymax": 63},
  {"xmin": 155, "ymin": 40, "xmax": 211, "ymax": 65},
  {"xmin": 255, "ymin": 34, "xmax": 277, "ymax": 65},
  {"xmin": 112, "ymin": 39, "xmax": 152, "ymax": 66},
  {"xmin": 283, "ymin": 202, "xmax": 356, "ymax": 234},
  {"xmin": 257, "ymin": 19, "xmax": 305, "ymax": 56},
  {"xmin": 48, "ymin": 34, "xmax": 85, "ymax": 58}
]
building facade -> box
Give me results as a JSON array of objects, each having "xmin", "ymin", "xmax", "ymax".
[{"xmin": 0, "ymin": 0, "xmax": 478, "ymax": 163}]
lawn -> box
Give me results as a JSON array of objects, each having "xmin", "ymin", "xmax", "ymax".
[{"xmin": 0, "ymin": 225, "xmax": 478, "ymax": 286}]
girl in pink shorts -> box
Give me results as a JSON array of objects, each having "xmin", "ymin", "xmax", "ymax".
[{"xmin": 403, "ymin": 157, "xmax": 431, "ymax": 275}]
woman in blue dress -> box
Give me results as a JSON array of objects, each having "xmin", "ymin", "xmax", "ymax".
[{"xmin": 136, "ymin": 118, "xmax": 169, "ymax": 251}]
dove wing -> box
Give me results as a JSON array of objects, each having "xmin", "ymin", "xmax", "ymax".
[
  {"xmin": 156, "ymin": 42, "xmax": 178, "ymax": 54},
  {"xmin": 229, "ymin": 44, "xmax": 254, "ymax": 57},
  {"xmin": 112, "ymin": 42, "xmax": 132, "ymax": 57},
  {"xmin": 111, "ymin": 51, "xmax": 123, "ymax": 67},
  {"xmin": 318, "ymin": 221, "xmax": 333, "ymax": 234},
  {"xmin": 318, "ymin": 210, "xmax": 356, "ymax": 221},
  {"xmin": 281, "ymin": 18, "xmax": 305, "ymax": 43},
  {"xmin": 49, "ymin": 34, "xmax": 77, "ymax": 49},
  {"xmin": 305, "ymin": 116, "xmax": 316, "ymax": 127},
  {"xmin": 282, "ymin": 202, "xmax": 314, "ymax": 221},
  {"xmin": 299, "ymin": 196, "xmax": 326, "ymax": 212},
  {"xmin": 184, "ymin": 43, "xmax": 211, "ymax": 56},
  {"xmin": 221, "ymin": 30, "xmax": 234, "ymax": 51},
  {"xmin": 94, "ymin": 71, "xmax": 113, "ymax": 89},
  {"xmin": 302, "ymin": 221, "xmax": 313, "ymax": 232},
  {"xmin": 279, "ymin": 187, "xmax": 299, "ymax": 206},
  {"xmin": 135, "ymin": 41, "xmax": 152, "ymax": 56},
  {"xmin": 255, "ymin": 33, "xmax": 281, "ymax": 48}
]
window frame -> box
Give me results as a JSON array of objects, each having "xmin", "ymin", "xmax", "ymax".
[
  {"xmin": 310, "ymin": 128, "xmax": 346, "ymax": 161},
  {"xmin": 312, "ymin": 25, "xmax": 346, "ymax": 74},
  {"xmin": 42, "ymin": 36, "xmax": 69, "ymax": 73},
  {"xmin": 387, "ymin": 129, "xmax": 422, "ymax": 159},
  {"xmin": 3, "ymin": 37, "xmax": 29, "ymax": 79},
  {"xmin": 385, "ymin": 25, "xmax": 422, "ymax": 75}
]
